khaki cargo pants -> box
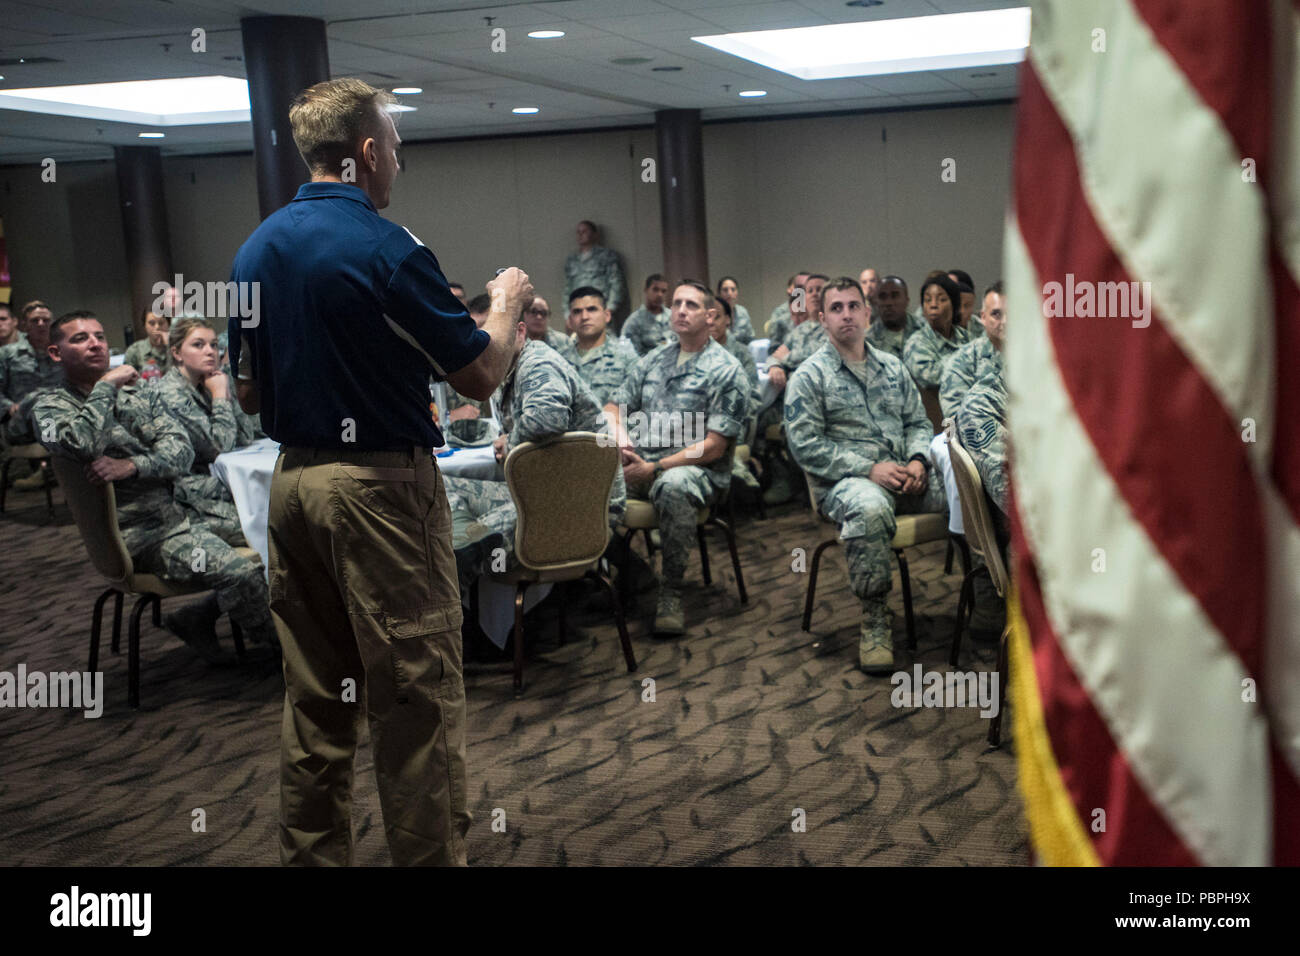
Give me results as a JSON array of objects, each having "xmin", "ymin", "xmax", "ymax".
[{"xmin": 270, "ymin": 445, "xmax": 470, "ymax": 866}]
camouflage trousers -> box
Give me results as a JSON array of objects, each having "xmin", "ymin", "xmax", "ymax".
[
  {"xmin": 134, "ymin": 520, "xmax": 273, "ymax": 636},
  {"xmin": 629, "ymin": 464, "xmax": 716, "ymax": 590},
  {"xmin": 443, "ymin": 476, "xmax": 519, "ymax": 547},
  {"xmin": 819, "ymin": 471, "xmax": 946, "ymax": 604},
  {"xmin": 175, "ymin": 474, "xmax": 247, "ymax": 546}
]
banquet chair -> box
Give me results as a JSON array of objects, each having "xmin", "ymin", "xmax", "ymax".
[
  {"xmin": 1, "ymin": 442, "xmax": 56, "ymax": 519},
  {"xmin": 799, "ymin": 470, "xmax": 948, "ymax": 653},
  {"xmin": 50, "ymin": 455, "xmax": 254, "ymax": 709},
  {"xmin": 618, "ymin": 442, "xmax": 749, "ymax": 607},
  {"xmin": 943, "ymin": 419, "xmax": 1011, "ymax": 747},
  {"xmin": 489, "ymin": 432, "xmax": 636, "ymax": 697}
]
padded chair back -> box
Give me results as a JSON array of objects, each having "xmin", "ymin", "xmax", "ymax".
[
  {"xmin": 505, "ymin": 431, "xmax": 618, "ymax": 573},
  {"xmin": 944, "ymin": 419, "xmax": 1009, "ymax": 597},
  {"xmin": 49, "ymin": 454, "xmax": 133, "ymax": 587},
  {"xmin": 920, "ymin": 387, "xmax": 944, "ymax": 433}
]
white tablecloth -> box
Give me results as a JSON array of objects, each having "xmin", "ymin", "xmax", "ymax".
[{"xmin": 211, "ymin": 437, "xmax": 545, "ymax": 647}]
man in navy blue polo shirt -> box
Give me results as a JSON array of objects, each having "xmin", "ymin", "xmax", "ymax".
[{"xmin": 228, "ymin": 77, "xmax": 532, "ymax": 867}]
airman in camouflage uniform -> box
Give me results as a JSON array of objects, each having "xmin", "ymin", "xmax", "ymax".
[
  {"xmin": 444, "ymin": 338, "xmax": 625, "ymax": 580},
  {"xmin": 730, "ymin": 303, "xmax": 755, "ymax": 345},
  {"xmin": 956, "ymin": 369, "xmax": 1009, "ymax": 520},
  {"xmin": 564, "ymin": 222, "xmax": 627, "ymax": 314},
  {"xmin": 784, "ymin": 278, "xmax": 945, "ymax": 673},
  {"xmin": 622, "ymin": 305, "xmax": 673, "ymax": 356},
  {"xmin": 779, "ymin": 318, "xmax": 828, "ymax": 373},
  {"xmin": 939, "ymin": 333, "xmax": 1004, "ymax": 419},
  {"xmin": 123, "ymin": 338, "xmax": 170, "ymax": 375},
  {"xmin": 154, "ymin": 366, "xmax": 246, "ymax": 543},
  {"xmin": 865, "ymin": 311, "xmax": 924, "ymax": 359},
  {"xmin": 903, "ymin": 319, "xmax": 969, "ymax": 390},
  {"xmin": 575, "ymin": 333, "xmax": 636, "ymax": 407},
  {"xmin": 0, "ymin": 333, "xmax": 63, "ymax": 443},
  {"xmin": 766, "ymin": 307, "xmax": 793, "ymax": 350},
  {"xmin": 541, "ymin": 327, "xmax": 579, "ymax": 367},
  {"xmin": 35, "ymin": 366, "xmax": 275, "ymax": 652},
  {"xmin": 610, "ymin": 291, "xmax": 750, "ymax": 635},
  {"xmin": 712, "ymin": 303, "xmax": 761, "ymax": 489}
]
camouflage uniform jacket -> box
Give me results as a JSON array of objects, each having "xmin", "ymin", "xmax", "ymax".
[
  {"xmin": 718, "ymin": 331, "xmax": 761, "ymax": 431},
  {"xmin": 902, "ymin": 320, "xmax": 969, "ymax": 390},
  {"xmin": 939, "ymin": 335, "xmax": 1004, "ymax": 419},
  {"xmin": 0, "ymin": 337, "xmax": 63, "ymax": 425},
  {"xmin": 784, "ymin": 342, "xmax": 932, "ymax": 504},
  {"xmin": 155, "ymin": 368, "xmax": 238, "ymax": 470},
  {"xmin": 542, "ymin": 328, "xmax": 579, "ymax": 367},
  {"xmin": 123, "ymin": 339, "xmax": 171, "ymax": 374},
  {"xmin": 621, "ymin": 306, "xmax": 673, "ymax": 356},
  {"xmin": 564, "ymin": 245, "xmax": 627, "ymax": 314},
  {"xmin": 766, "ymin": 302, "xmax": 792, "ymax": 343},
  {"xmin": 34, "ymin": 380, "xmax": 194, "ymax": 554},
  {"xmin": 613, "ymin": 338, "xmax": 750, "ymax": 493},
  {"xmin": 574, "ymin": 334, "xmax": 636, "ymax": 407},
  {"xmin": 778, "ymin": 319, "xmax": 827, "ymax": 372},
  {"xmin": 497, "ymin": 340, "xmax": 606, "ymax": 449},
  {"xmin": 731, "ymin": 304, "xmax": 755, "ymax": 345},
  {"xmin": 865, "ymin": 311, "xmax": 924, "ymax": 360},
  {"xmin": 956, "ymin": 371, "xmax": 1009, "ymax": 515}
]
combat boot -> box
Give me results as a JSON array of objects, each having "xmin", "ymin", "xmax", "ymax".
[
  {"xmin": 653, "ymin": 587, "xmax": 685, "ymax": 637},
  {"xmin": 164, "ymin": 593, "xmax": 233, "ymax": 665},
  {"xmin": 858, "ymin": 600, "xmax": 895, "ymax": 674}
]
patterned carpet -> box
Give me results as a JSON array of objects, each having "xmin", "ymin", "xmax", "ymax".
[{"xmin": 0, "ymin": 480, "xmax": 1028, "ymax": 866}]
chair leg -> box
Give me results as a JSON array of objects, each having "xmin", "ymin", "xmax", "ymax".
[
  {"xmin": 0, "ymin": 458, "xmax": 10, "ymax": 513},
  {"xmin": 895, "ymin": 549, "xmax": 917, "ymax": 652},
  {"xmin": 230, "ymin": 619, "xmax": 247, "ymax": 661},
  {"xmin": 957, "ymin": 535, "xmax": 972, "ymax": 578},
  {"xmin": 717, "ymin": 519, "xmax": 748, "ymax": 604},
  {"xmin": 557, "ymin": 581, "xmax": 567, "ymax": 646},
  {"xmin": 802, "ymin": 539, "xmax": 838, "ymax": 632},
  {"xmin": 619, "ymin": 529, "xmax": 637, "ymax": 603},
  {"xmin": 988, "ymin": 624, "xmax": 1010, "ymax": 747},
  {"xmin": 949, "ymin": 571, "xmax": 975, "ymax": 666},
  {"xmin": 128, "ymin": 595, "xmax": 151, "ymax": 709},
  {"xmin": 696, "ymin": 524, "xmax": 712, "ymax": 586},
  {"xmin": 110, "ymin": 591, "xmax": 124, "ymax": 654},
  {"xmin": 590, "ymin": 570, "xmax": 637, "ymax": 673},
  {"xmin": 43, "ymin": 464, "xmax": 54, "ymax": 520},
  {"xmin": 944, "ymin": 537, "xmax": 954, "ymax": 574},
  {"xmin": 90, "ymin": 587, "xmax": 116, "ymax": 673},
  {"xmin": 643, "ymin": 528, "xmax": 655, "ymax": 556},
  {"xmin": 512, "ymin": 582, "xmax": 527, "ymax": 697},
  {"xmin": 150, "ymin": 594, "xmax": 162, "ymax": 628}
]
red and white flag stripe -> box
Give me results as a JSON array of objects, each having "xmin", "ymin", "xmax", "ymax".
[{"xmin": 1006, "ymin": 0, "xmax": 1300, "ymax": 865}]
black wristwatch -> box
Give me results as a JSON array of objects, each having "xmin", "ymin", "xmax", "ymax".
[{"xmin": 908, "ymin": 453, "xmax": 930, "ymax": 473}]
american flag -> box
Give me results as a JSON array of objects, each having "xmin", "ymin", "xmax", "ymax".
[{"xmin": 1005, "ymin": 0, "xmax": 1300, "ymax": 865}]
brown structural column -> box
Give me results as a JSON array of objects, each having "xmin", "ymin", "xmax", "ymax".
[
  {"xmin": 113, "ymin": 145, "xmax": 173, "ymax": 341},
  {"xmin": 655, "ymin": 109, "xmax": 709, "ymax": 286},
  {"xmin": 241, "ymin": 16, "xmax": 330, "ymax": 220}
]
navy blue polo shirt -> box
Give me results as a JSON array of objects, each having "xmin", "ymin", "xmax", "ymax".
[{"xmin": 228, "ymin": 182, "xmax": 487, "ymax": 450}]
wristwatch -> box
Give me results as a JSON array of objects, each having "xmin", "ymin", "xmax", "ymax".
[{"xmin": 908, "ymin": 453, "xmax": 930, "ymax": 473}]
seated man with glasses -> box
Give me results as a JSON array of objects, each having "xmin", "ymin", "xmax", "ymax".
[{"xmin": 522, "ymin": 295, "xmax": 578, "ymax": 367}]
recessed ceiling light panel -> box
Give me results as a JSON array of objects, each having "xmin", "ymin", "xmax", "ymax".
[
  {"xmin": 392, "ymin": 87, "xmax": 423, "ymax": 95},
  {"xmin": 512, "ymin": 107, "xmax": 540, "ymax": 114},
  {"xmin": 528, "ymin": 30, "xmax": 565, "ymax": 39},
  {"xmin": 0, "ymin": 75, "xmax": 250, "ymax": 125},
  {"xmin": 693, "ymin": 8, "xmax": 1031, "ymax": 80}
]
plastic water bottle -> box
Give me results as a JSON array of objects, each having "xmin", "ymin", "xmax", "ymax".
[{"xmin": 141, "ymin": 358, "xmax": 162, "ymax": 386}]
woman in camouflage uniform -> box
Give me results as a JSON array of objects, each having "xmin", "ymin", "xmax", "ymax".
[{"xmin": 154, "ymin": 318, "xmax": 245, "ymax": 544}]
